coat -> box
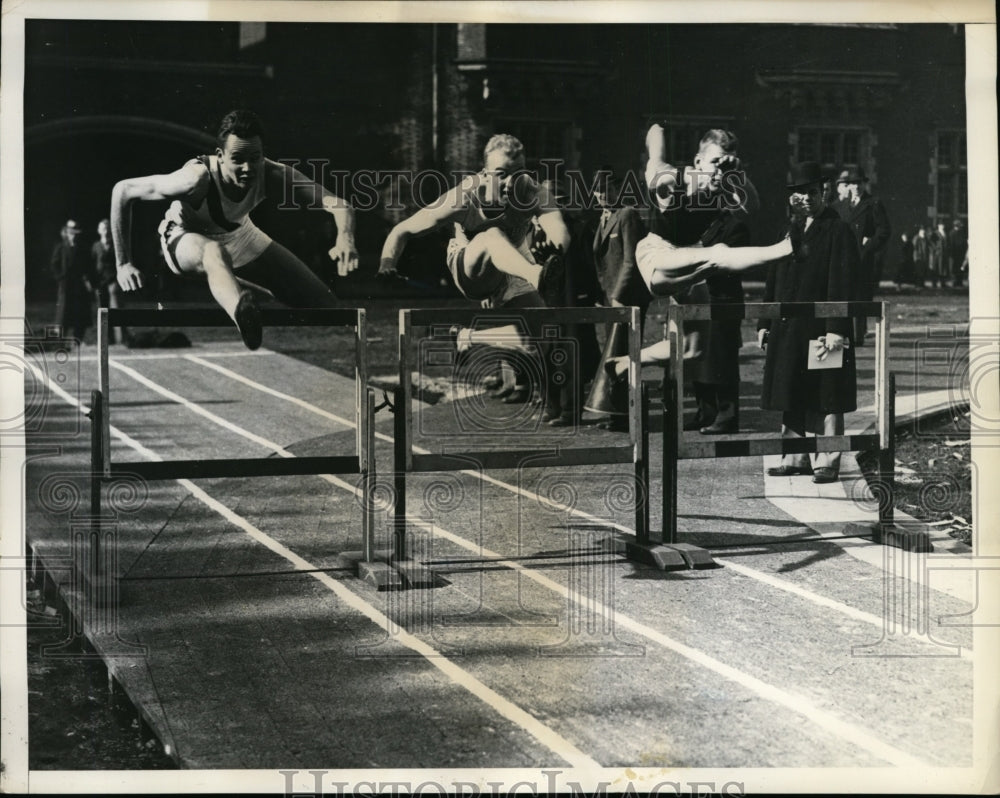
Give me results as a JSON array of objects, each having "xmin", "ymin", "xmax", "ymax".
[
  {"xmin": 691, "ymin": 210, "xmax": 748, "ymax": 386},
  {"xmin": 758, "ymin": 206, "xmax": 860, "ymax": 414},
  {"xmin": 592, "ymin": 206, "xmax": 650, "ymax": 312},
  {"xmin": 840, "ymin": 192, "xmax": 890, "ymax": 299},
  {"xmin": 50, "ymin": 239, "xmax": 92, "ymax": 336}
]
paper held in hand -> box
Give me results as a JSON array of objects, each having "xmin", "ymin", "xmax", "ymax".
[{"xmin": 807, "ymin": 338, "xmax": 847, "ymax": 370}]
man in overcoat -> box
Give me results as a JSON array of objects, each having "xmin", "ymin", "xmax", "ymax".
[
  {"xmin": 50, "ymin": 218, "xmax": 93, "ymax": 342},
  {"xmin": 835, "ymin": 166, "xmax": 890, "ymax": 344},
  {"xmin": 585, "ymin": 168, "xmax": 651, "ymax": 430},
  {"xmin": 758, "ymin": 162, "xmax": 860, "ymax": 484}
]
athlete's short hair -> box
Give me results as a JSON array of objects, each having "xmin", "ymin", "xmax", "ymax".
[
  {"xmin": 698, "ymin": 128, "xmax": 739, "ymax": 156},
  {"xmin": 217, "ymin": 109, "xmax": 264, "ymax": 148},
  {"xmin": 483, "ymin": 134, "xmax": 525, "ymax": 165}
]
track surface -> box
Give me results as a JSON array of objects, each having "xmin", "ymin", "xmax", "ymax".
[{"xmin": 23, "ymin": 320, "xmax": 977, "ymax": 772}]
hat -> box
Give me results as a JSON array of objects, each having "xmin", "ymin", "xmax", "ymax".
[
  {"xmin": 836, "ymin": 165, "xmax": 867, "ymax": 184},
  {"xmin": 786, "ymin": 161, "xmax": 824, "ymax": 191},
  {"xmin": 591, "ymin": 166, "xmax": 622, "ymax": 192},
  {"xmin": 64, "ymin": 219, "xmax": 81, "ymax": 230}
]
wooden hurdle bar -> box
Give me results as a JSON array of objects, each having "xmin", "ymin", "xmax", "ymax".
[
  {"xmin": 392, "ymin": 305, "xmax": 654, "ymax": 583},
  {"xmin": 651, "ymin": 299, "xmax": 930, "ymax": 563},
  {"xmin": 87, "ymin": 306, "xmax": 389, "ymax": 599}
]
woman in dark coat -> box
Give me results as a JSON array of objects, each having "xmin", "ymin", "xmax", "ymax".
[{"xmin": 757, "ymin": 162, "xmax": 861, "ymax": 483}]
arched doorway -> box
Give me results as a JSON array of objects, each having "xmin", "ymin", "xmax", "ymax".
[{"xmin": 23, "ymin": 116, "xmax": 214, "ymax": 303}]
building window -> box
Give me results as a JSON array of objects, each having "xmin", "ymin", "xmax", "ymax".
[
  {"xmin": 932, "ymin": 129, "xmax": 967, "ymax": 224},
  {"xmin": 795, "ymin": 126, "xmax": 869, "ymax": 174}
]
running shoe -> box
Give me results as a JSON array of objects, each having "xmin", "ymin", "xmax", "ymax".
[{"xmin": 234, "ymin": 291, "xmax": 263, "ymax": 351}]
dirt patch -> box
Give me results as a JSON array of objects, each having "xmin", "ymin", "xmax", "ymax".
[{"xmin": 25, "ymin": 579, "xmax": 177, "ymax": 770}]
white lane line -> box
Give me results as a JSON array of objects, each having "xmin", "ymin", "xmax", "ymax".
[
  {"xmin": 108, "ymin": 362, "xmax": 932, "ymax": 767},
  {"xmin": 187, "ymin": 354, "xmax": 636, "ymax": 531},
  {"xmin": 29, "ymin": 361, "xmax": 599, "ymax": 770},
  {"xmin": 715, "ymin": 558, "xmax": 971, "ymax": 662},
  {"xmin": 388, "ymin": 521, "xmax": 928, "ymax": 768},
  {"xmin": 77, "ymin": 350, "xmax": 276, "ymax": 362},
  {"xmin": 183, "ymin": 354, "xmax": 973, "ymax": 658}
]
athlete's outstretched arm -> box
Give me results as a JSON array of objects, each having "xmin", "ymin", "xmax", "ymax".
[
  {"xmin": 110, "ymin": 162, "xmax": 208, "ymax": 291},
  {"xmin": 709, "ymin": 237, "xmax": 792, "ymax": 272},
  {"xmin": 379, "ymin": 184, "xmax": 464, "ymax": 275},
  {"xmin": 637, "ymin": 235, "xmax": 793, "ymax": 296},
  {"xmin": 267, "ymin": 160, "xmax": 359, "ymax": 273}
]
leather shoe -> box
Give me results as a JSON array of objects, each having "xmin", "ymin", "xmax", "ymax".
[
  {"xmin": 699, "ymin": 419, "xmax": 738, "ymax": 435},
  {"xmin": 812, "ymin": 467, "xmax": 838, "ymax": 484},
  {"xmin": 548, "ymin": 414, "xmax": 578, "ymax": 428},
  {"xmin": 683, "ymin": 416, "xmax": 708, "ymax": 432},
  {"xmin": 766, "ymin": 464, "xmax": 813, "ymax": 477}
]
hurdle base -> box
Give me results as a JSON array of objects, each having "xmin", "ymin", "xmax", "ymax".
[
  {"xmin": 848, "ymin": 521, "xmax": 934, "ymax": 553},
  {"xmin": 615, "ymin": 537, "xmax": 716, "ymax": 571},
  {"xmin": 393, "ymin": 559, "xmax": 438, "ymax": 589},
  {"xmin": 338, "ymin": 549, "xmax": 403, "ymax": 591}
]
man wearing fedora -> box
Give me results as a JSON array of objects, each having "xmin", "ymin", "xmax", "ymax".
[
  {"xmin": 50, "ymin": 218, "xmax": 94, "ymax": 343},
  {"xmin": 758, "ymin": 161, "xmax": 860, "ymax": 484},
  {"xmin": 835, "ymin": 165, "xmax": 891, "ymax": 345}
]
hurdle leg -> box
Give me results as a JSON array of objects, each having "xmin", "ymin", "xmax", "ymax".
[
  {"xmin": 634, "ymin": 383, "xmax": 650, "ymax": 544},
  {"xmin": 83, "ymin": 389, "xmax": 112, "ymax": 607},
  {"xmin": 619, "ymin": 367, "xmax": 689, "ymax": 570},
  {"xmin": 349, "ymin": 388, "xmax": 401, "ymax": 590},
  {"xmin": 871, "ymin": 371, "xmax": 932, "ymax": 552},
  {"xmin": 387, "ymin": 387, "xmax": 435, "ymax": 588}
]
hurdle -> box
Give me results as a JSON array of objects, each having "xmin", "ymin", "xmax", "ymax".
[
  {"xmin": 391, "ymin": 305, "xmax": 651, "ymax": 584},
  {"xmin": 646, "ymin": 298, "xmax": 929, "ymax": 564},
  {"xmin": 86, "ymin": 306, "xmax": 389, "ymax": 597}
]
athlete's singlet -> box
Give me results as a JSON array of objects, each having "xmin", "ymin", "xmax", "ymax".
[
  {"xmin": 163, "ymin": 155, "xmax": 267, "ymax": 235},
  {"xmin": 159, "ymin": 155, "xmax": 273, "ymax": 272}
]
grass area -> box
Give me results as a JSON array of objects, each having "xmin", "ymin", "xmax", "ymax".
[{"xmin": 856, "ymin": 408, "xmax": 973, "ymax": 545}]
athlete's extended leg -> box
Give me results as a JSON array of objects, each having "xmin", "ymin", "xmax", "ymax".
[
  {"xmin": 239, "ymin": 242, "xmax": 338, "ymax": 308},
  {"xmin": 170, "ymin": 233, "xmax": 262, "ymax": 350}
]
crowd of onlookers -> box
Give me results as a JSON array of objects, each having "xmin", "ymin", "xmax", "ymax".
[
  {"xmin": 48, "ymin": 217, "xmax": 126, "ymax": 344},
  {"xmin": 893, "ymin": 218, "xmax": 968, "ymax": 289}
]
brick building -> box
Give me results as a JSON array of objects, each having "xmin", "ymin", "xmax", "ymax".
[{"xmin": 23, "ymin": 20, "xmax": 966, "ymax": 298}]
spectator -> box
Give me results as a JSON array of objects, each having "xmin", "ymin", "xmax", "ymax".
[
  {"xmin": 894, "ymin": 231, "xmax": 914, "ymax": 287},
  {"xmin": 927, "ymin": 222, "xmax": 947, "ymax": 288},
  {"xmin": 912, "ymin": 225, "xmax": 929, "ymax": 288},
  {"xmin": 835, "ymin": 166, "xmax": 890, "ymax": 344},
  {"xmin": 50, "ymin": 219, "xmax": 92, "ymax": 343},
  {"xmin": 584, "ymin": 167, "xmax": 650, "ymax": 431},
  {"xmin": 91, "ymin": 218, "xmax": 127, "ymax": 344},
  {"xmin": 948, "ymin": 218, "xmax": 968, "ymax": 288},
  {"xmin": 758, "ymin": 162, "xmax": 859, "ymax": 485}
]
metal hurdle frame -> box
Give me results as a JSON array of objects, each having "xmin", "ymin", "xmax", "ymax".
[
  {"xmin": 653, "ymin": 298, "xmax": 929, "ymax": 561},
  {"xmin": 392, "ymin": 305, "xmax": 649, "ymax": 583},
  {"xmin": 88, "ymin": 306, "xmax": 387, "ymax": 596}
]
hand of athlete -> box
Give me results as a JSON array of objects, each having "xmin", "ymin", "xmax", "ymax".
[
  {"xmin": 329, "ymin": 234, "xmax": 359, "ymax": 277},
  {"xmin": 529, "ymin": 237, "xmax": 563, "ymax": 266},
  {"xmin": 117, "ymin": 263, "xmax": 144, "ymax": 292}
]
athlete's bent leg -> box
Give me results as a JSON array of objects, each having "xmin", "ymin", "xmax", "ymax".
[
  {"xmin": 172, "ymin": 235, "xmax": 243, "ymax": 318},
  {"xmin": 462, "ymin": 227, "xmax": 542, "ymax": 288}
]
